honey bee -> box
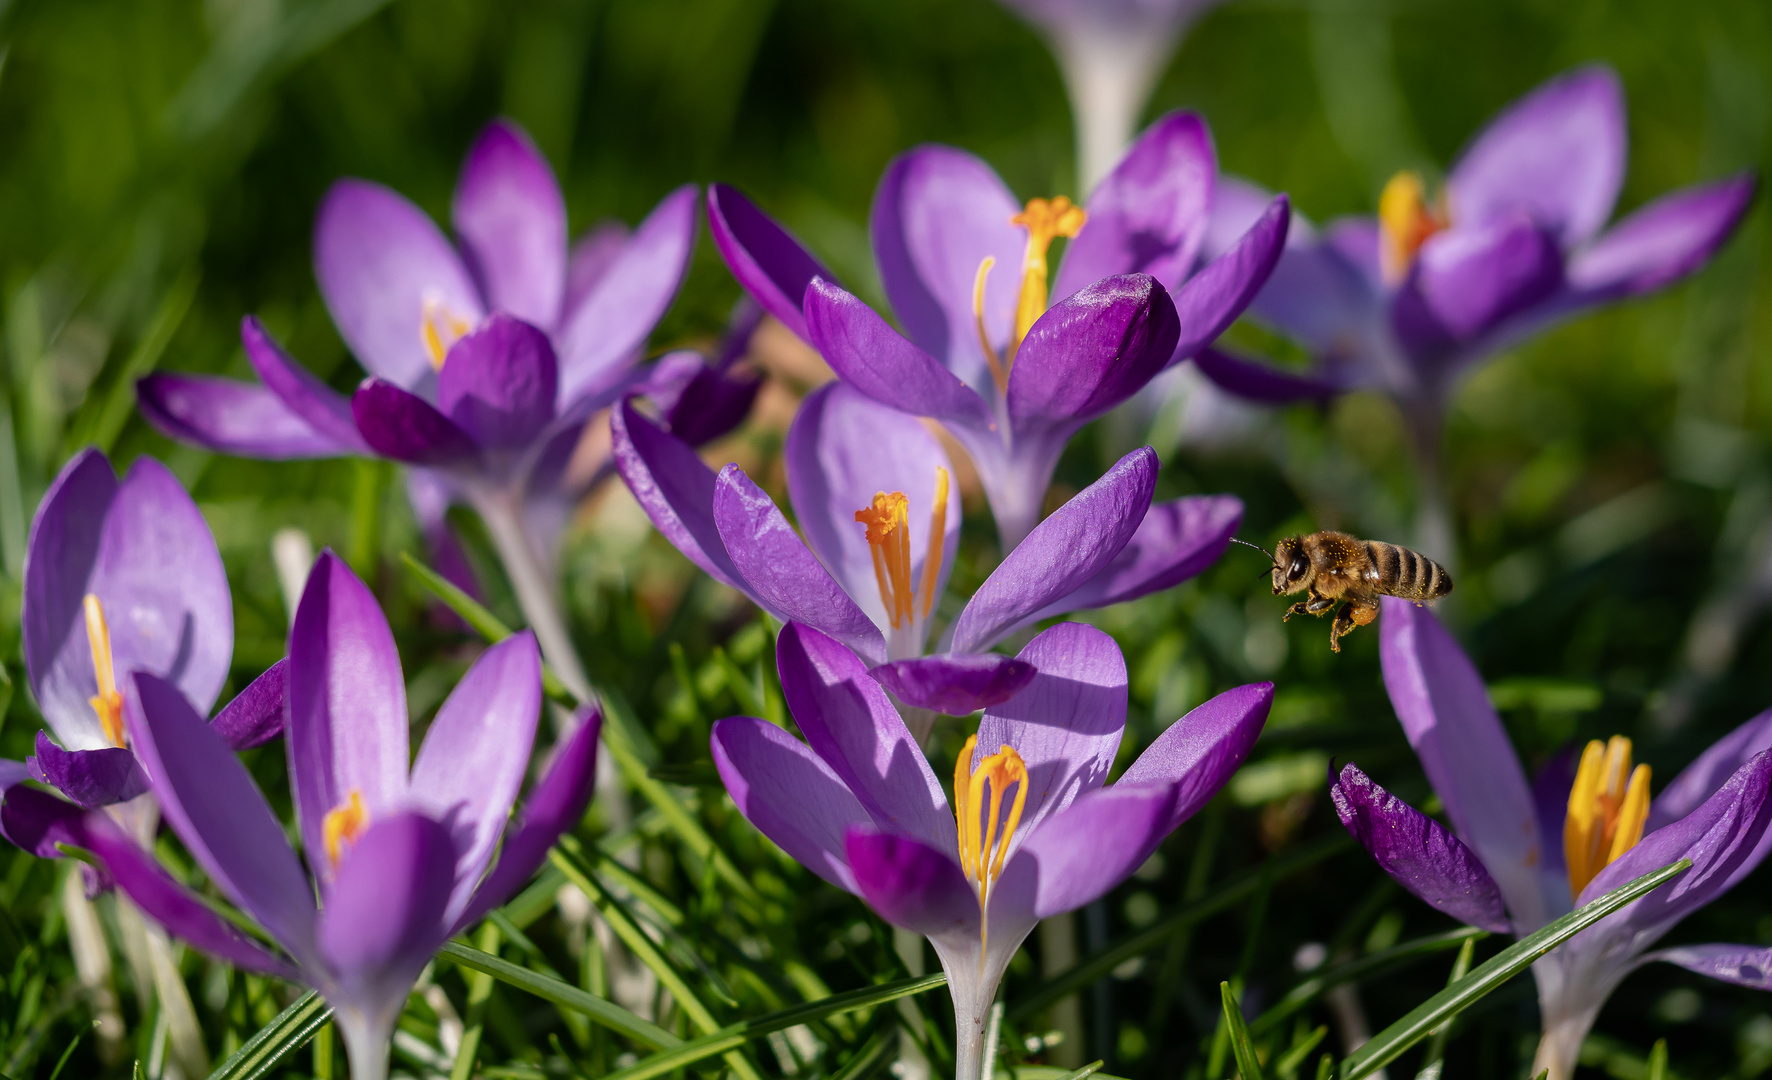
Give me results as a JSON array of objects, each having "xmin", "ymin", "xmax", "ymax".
[{"xmin": 1232, "ymin": 532, "xmax": 1453, "ymax": 652}]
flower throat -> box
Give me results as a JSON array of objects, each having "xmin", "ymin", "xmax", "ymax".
[
  {"xmin": 1564, "ymin": 735, "xmax": 1651, "ymax": 895},
  {"xmin": 972, "ymin": 197, "xmax": 1089, "ymax": 392},
  {"xmin": 952, "ymin": 735, "xmax": 1028, "ymax": 950},
  {"xmin": 1378, "ymin": 171, "xmax": 1450, "ymax": 285}
]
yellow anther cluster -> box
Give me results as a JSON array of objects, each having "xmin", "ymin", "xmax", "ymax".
[
  {"xmin": 852, "ymin": 468, "xmax": 949, "ymax": 629},
  {"xmin": 323, "ymin": 789, "xmax": 370, "ymax": 871},
  {"xmin": 952, "ymin": 735, "xmax": 1029, "ymax": 908},
  {"xmin": 421, "ymin": 297, "xmax": 472, "ymax": 370},
  {"xmin": 1378, "ymin": 171, "xmax": 1449, "ymax": 285},
  {"xmin": 82, "ymin": 594, "xmax": 126, "ymax": 749},
  {"xmin": 972, "ymin": 196, "xmax": 1089, "ymax": 392},
  {"xmin": 1564, "ymin": 736, "xmax": 1651, "ymax": 896}
]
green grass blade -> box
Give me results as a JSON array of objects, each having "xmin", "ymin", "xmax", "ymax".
[
  {"xmin": 436, "ymin": 941, "xmax": 680, "ymax": 1051},
  {"xmin": 1250, "ymin": 926, "xmax": 1486, "ymax": 1035},
  {"xmin": 205, "ymin": 990, "xmax": 332, "ymax": 1080},
  {"xmin": 1222, "ymin": 982, "xmax": 1265, "ymax": 1080},
  {"xmin": 1340, "ymin": 859, "xmax": 1691, "ymax": 1079},
  {"xmin": 399, "ymin": 552, "xmax": 571, "ymax": 700}
]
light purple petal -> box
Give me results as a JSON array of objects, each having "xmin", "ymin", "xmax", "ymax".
[
  {"xmin": 241, "ymin": 316, "xmax": 372, "ymax": 453},
  {"xmin": 1401, "ymin": 215, "xmax": 1563, "ymax": 343},
  {"xmin": 1006, "ymin": 785, "xmax": 1177, "ymax": 919},
  {"xmin": 1652, "ymin": 708, "xmax": 1772, "ymax": 830},
  {"xmin": 713, "ymin": 466, "xmax": 886, "ymax": 665},
  {"xmin": 314, "ymin": 178, "xmax": 485, "ymax": 389},
  {"xmin": 1034, "ymin": 494, "xmax": 1242, "ymax": 618},
  {"xmin": 352, "ymin": 378, "xmax": 483, "ymax": 465},
  {"xmin": 1055, "ymin": 111, "xmax": 1215, "ymax": 299},
  {"xmin": 711, "ymin": 715, "xmax": 870, "ymax": 894},
  {"xmin": 556, "ymin": 185, "xmax": 698, "ymax": 406},
  {"xmin": 318, "ymin": 812, "xmax": 456, "ymax": 1011},
  {"xmin": 435, "ymin": 314, "xmax": 559, "ymax": 450},
  {"xmin": 563, "ymin": 221, "xmax": 630, "ymax": 321},
  {"xmin": 1380, "ymin": 597, "xmax": 1551, "ymax": 928},
  {"xmin": 123, "ymin": 672, "xmax": 318, "ymax": 961},
  {"xmin": 287, "ymin": 551, "xmax": 410, "ymax": 883},
  {"xmin": 1007, "ymin": 274, "xmax": 1181, "ymax": 425},
  {"xmin": 1567, "ymin": 174, "xmax": 1756, "ymax": 298},
  {"xmin": 409, "ymin": 631, "xmax": 542, "ymax": 924},
  {"xmin": 1167, "ymin": 195, "xmax": 1291, "ymax": 363},
  {"xmin": 0, "ymin": 759, "xmax": 29, "ymax": 791},
  {"xmin": 29, "ymin": 731, "xmax": 148, "ymax": 808},
  {"xmin": 1191, "ymin": 348, "xmax": 1339, "ymax": 404},
  {"xmin": 844, "ymin": 828, "xmax": 979, "ymax": 938},
  {"xmin": 1448, "ymin": 66, "xmax": 1625, "ymax": 248},
  {"xmin": 707, "ymin": 184, "xmax": 833, "ymax": 342},
  {"xmin": 1650, "ymin": 944, "xmax": 1772, "ymax": 990},
  {"xmin": 775, "ymin": 623, "xmax": 952, "ymax": 849},
  {"xmin": 802, "ymin": 278, "xmax": 992, "ymax": 429},
  {"xmin": 1119, "ymin": 682, "xmax": 1272, "ymax": 831},
  {"xmin": 451, "ymin": 120, "xmax": 567, "ymax": 329},
  {"xmin": 949, "ymin": 447, "xmax": 1157, "ymax": 653},
  {"xmin": 1329, "ymin": 763, "xmax": 1513, "ymax": 933},
  {"xmin": 137, "ymin": 374, "xmax": 350, "ymax": 459},
  {"xmin": 1532, "ymin": 745, "xmax": 1579, "ymax": 891},
  {"xmin": 609, "ymin": 400, "xmax": 750, "ymax": 593},
  {"xmin": 869, "ymin": 654, "xmax": 1036, "ymax": 716},
  {"xmin": 210, "ymin": 658, "xmax": 288, "ymax": 752}
]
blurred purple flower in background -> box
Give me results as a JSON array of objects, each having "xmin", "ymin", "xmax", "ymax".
[
  {"xmin": 711, "ymin": 621, "xmax": 1269, "ymax": 1079},
  {"xmin": 1329, "ymin": 599, "xmax": 1772, "ymax": 1080}
]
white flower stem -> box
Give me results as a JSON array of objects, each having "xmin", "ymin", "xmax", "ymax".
[
  {"xmin": 341, "ymin": 1016, "xmax": 392, "ymax": 1080},
  {"xmin": 471, "ymin": 487, "xmax": 593, "ymax": 703}
]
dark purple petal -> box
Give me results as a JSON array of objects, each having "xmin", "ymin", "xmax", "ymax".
[
  {"xmin": 210, "ymin": 659, "xmax": 287, "ymax": 751},
  {"xmin": 1033, "ymin": 494, "xmax": 1243, "ymax": 619},
  {"xmin": 30, "ymin": 731, "xmax": 148, "ymax": 808},
  {"xmin": 1007, "ymin": 274, "xmax": 1181, "ymax": 425},
  {"xmin": 314, "ymin": 179, "xmax": 485, "ymax": 389},
  {"xmin": 352, "ymin": 378, "xmax": 483, "ymax": 465},
  {"xmin": 1191, "ymin": 348, "xmax": 1339, "ymax": 404},
  {"xmin": 710, "ymin": 716, "xmax": 870, "ymax": 894},
  {"xmin": 1055, "ymin": 111, "xmax": 1215, "ymax": 299},
  {"xmin": 949, "ymin": 447, "xmax": 1157, "ymax": 653},
  {"xmin": 0, "ymin": 782, "xmax": 93, "ymax": 858},
  {"xmin": 1651, "ymin": 944, "xmax": 1772, "ymax": 990},
  {"xmin": 137, "ymin": 374, "xmax": 349, "ymax": 459},
  {"xmin": 649, "ymin": 350, "xmax": 764, "ymax": 449},
  {"xmin": 1448, "ymin": 66, "xmax": 1625, "ymax": 248},
  {"xmin": 1119, "ymin": 682, "xmax": 1272, "ymax": 832},
  {"xmin": 1532, "ymin": 745, "xmax": 1579, "ymax": 886},
  {"xmin": 318, "ymin": 812, "xmax": 456, "ymax": 1010},
  {"xmin": 1167, "ymin": 195, "xmax": 1291, "ymax": 363},
  {"xmin": 609, "ymin": 400, "xmax": 750, "ymax": 592},
  {"xmin": 803, "ymin": 278, "xmax": 993, "ymax": 429},
  {"xmin": 435, "ymin": 314, "xmax": 558, "ymax": 450},
  {"xmin": 1567, "ymin": 174, "xmax": 1757, "ymax": 298},
  {"xmin": 1400, "ymin": 215, "xmax": 1563, "ymax": 343},
  {"xmin": 1329, "ymin": 763, "xmax": 1513, "ymax": 933},
  {"xmin": 844, "ymin": 828, "xmax": 979, "ymax": 938},
  {"xmin": 563, "ymin": 221, "xmax": 629, "ymax": 320},
  {"xmin": 241, "ymin": 316, "xmax": 372, "ymax": 453},
  {"xmin": 713, "ymin": 465, "xmax": 887, "ymax": 664},
  {"xmin": 869, "ymin": 654, "xmax": 1036, "ymax": 716},
  {"xmin": 451, "ymin": 120, "xmax": 567, "ymax": 329},
  {"xmin": 1006, "ymin": 785, "xmax": 1177, "ymax": 919},
  {"xmin": 707, "ymin": 184, "xmax": 833, "ymax": 342},
  {"xmin": 775, "ymin": 623, "xmax": 953, "ymax": 848},
  {"xmin": 287, "ymin": 551, "xmax": 411, "ymax": 883}
]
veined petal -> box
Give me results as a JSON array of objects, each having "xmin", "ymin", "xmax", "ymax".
[
  {"xmin": 1032, "ymin": 494, "xmax": 1242, "ymax": 619},
  {"xmin": 868, "ymin": 654, "xmax": 1036, "ymax": 716},
  {"xmin": 452, "ymin": 120, "xmax": 567, "ymax": 329},
  {"xmin": 1167, "ymin": 195, "xmax": 1291, "ymax": 364},
  {"xmin": 242, "ymin": 316, "xmax": 373, "ymax": 453},
  {"xmin": 137, "ymin": 374, "xmax": 351, "ymax": 459},
  {"xmin": 1651, "ymin": 943, "xmax": 1772, "ymax": 989},
  {"xmin": 29, "ymin": 731, "xmax": 148, "ymax": 808},
  {"xmin": 436, "ymin": 314, "xmax": 559, "ymax": 450},
  {"xmin": 802, "ymin": 278, "xmax": 993, "ymax": 429},
  {"xmin": 318, "ymin": 812, "xmax": 456, "ymax": 1017},
  {"xmin": 711, "ymin": 716, "xmax": 870, "ymax": 893},
  {"xmin": 1007, "ymin": 274, "xmax": 1181, "ymax": 426},
  {"xmin": 1119, "ymin": 682, "xmax": 1272, "ymax": 832},
  {"xmin": 1567, "ymin": 174, "xmax": 1756, "ymax": 299},
  {"xmin": 352, "ymin": 378, "xmax": 483, "ymax": 466},
  {"xmin": 844, "ymin": 828, "xmax": 979, "ymax": 938},
  {"xmin": 1001, "ymin": 785, "xmax": 1176, "ymax": 920},
  {"xmin": 706, "ymin": 184, "xmax": 832, "ymax": 342},
  {"xmin": 609, "ymin": 400, "xmax": 750, "ymax": 593},
  {"xmin": 210, "ymin": 659, "xmax": 288, "ymax": 752}
]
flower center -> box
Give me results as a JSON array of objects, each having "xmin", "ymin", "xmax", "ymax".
[
  {"xmin": 83, "ymin": 594, "xmax": 125, "ymax": 749},
  {"xmin": 972, "ymin": 196, "xmax": 1089, "ymax": 392},
  {"xmin": 953, "ymin": 735, "xmax": 1028, "ymax": 950},
  {"xmin": 322, "ymin": 789, "xmax": 370, "ymax": 870},
  {"xmin": 852, "ymin": 467, "xmax": 949, "ymax": 630},
  {"xmin": 1378, "ymin": 171, "xmax": 1450, "ymax": 285},
  {"xmin": 1563, "ymin": 735, "xmax": 1652, "ymax": 896},
  {"xmin": 421, "ymin": 295, "xmax": 473, "ymax": 370}
]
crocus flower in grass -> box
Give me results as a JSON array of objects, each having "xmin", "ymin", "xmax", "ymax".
[
  {"xmin": 1328, "ymin": 598, "xmax": 1772, "ymax": 1080},
  {"xmin": 4, "ymin": 550, "xmax": 602, "ymax": 1080},
  {"xmin": 707, "ymin": 113, "xmax": 1287, "ymax": 547},
  {"xmin": 713, "ymin": 621, "xmax": 1269, "ymax": 1080},
  {"xmin": 614, "ymin": 380, "xmax": 1240, "ymax": 724}
]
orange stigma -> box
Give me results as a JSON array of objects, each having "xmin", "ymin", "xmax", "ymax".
[
  {"xmin": 973, "ymin": 196, "xmax": 1088, "ymax": 390},
  {"xmin": 1378, "ymin": 171, "xmax": 1449, "ymax": 285},
  {"xmin": 82, "ymin": 595, "xmax": 125, "ymax": 748},
  {"xmin": 322, "ymin": 789, "xmax": 370, "ymax": 870},
  {"xmin": 1564, "ymin": 736, "xmax": 1651, "ymax": 896},
  {"xmin": 421, "ymin": 296, "xmax": 472, "ymax": 370},
  {"xmin": 853, "ymin": 467, "xmax": 949, "ymax": 630},
  {"xmin": 953, "ymin": 735, "xmax": 1029, "ymax": 949}
]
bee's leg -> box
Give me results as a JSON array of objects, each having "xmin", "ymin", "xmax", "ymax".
[
  {"xmin": 1350, "ymin": 601, "xmax": 1380, "ymax": 628},
  {"xmin": 1305, "ymin": 592, "xmax": 1337, "ymax": 616},
  {"xmin": 1282, "ymin": 600, "xmax": 1310, "ymax": 622},
  {"xmin": 1329, "ymin": 602, "xmax": 1359, "ymax": 652}
]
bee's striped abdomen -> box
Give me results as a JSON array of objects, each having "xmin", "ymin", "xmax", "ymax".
[{"xmin": 1365, "ymin": 541, "xmax": 1452, "ymax": 601}]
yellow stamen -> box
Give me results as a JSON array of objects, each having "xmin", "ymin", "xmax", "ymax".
[
  {"xmin": 322, "ymin": 789, "xmax": 370, "ymax": 870},
  {"xmin": 852, "ymin": 468, "xmax": 949, "ymax": 630},
  {"xmin": 919, "ymin": 469, "xmax": 949, "ymax": 621},
  {"xmin": 83, "ymin": 594, "xmax": 125, "ymax": 749},
  {"xmin": 972, "ymin": 256, "xmax": 1009, "ymax": 395},
  {"xmin": 421, "ymin": 296, "xmax": 472, "ymax": 370},
  {"xmin": 952, "ymin": 736, "xmax": 1029, "ymax": 952},
  {"xmin": 1378, "ymin": 171, "xmax": 1450, "ymax": 285},
  {"xmin": 1008, "ymin": 197, "xmax": 1088, "ymax": 356},
  {"xmin": 1564, "ymin": 736, "xmax": 1653, "ymax": 896}
]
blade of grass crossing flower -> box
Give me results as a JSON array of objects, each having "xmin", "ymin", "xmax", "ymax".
[
  {"xmin": 1413, "ymin": 935, "xmax": 1477, "ymax": 1079},
  {"xmin": 448, "ymin": 923, "xmax": 500, "ymax": 1080},
  {"xmin": 205, "ymin": 990, "xmax": 332, "ymax": 1080},
  {"xmin": 1221, "ymin": 982, "xmax": 1264, "ymax": 1079},
  {"xmin": 1251, "ymin": 927, "xmax": 1486, "ymax": 1036},
  {"xmin": 1340, "ymin": 859, "xmax": 1692, "ymax": 1079},
  {"xmin": 435, "ymin": 942, "xmax": 681, "ymax": 1050}
]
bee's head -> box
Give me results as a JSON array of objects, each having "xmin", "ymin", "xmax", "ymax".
[{"xmin": 1273, "ymin": 537, "xmax": 1311, "ymax": 595}]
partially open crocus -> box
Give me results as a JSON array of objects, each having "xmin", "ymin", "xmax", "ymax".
[
  {"xmin": 615, "ymin": 381, "xmax": 1240, "ymax": 721},
  {"xmin": 712, "ymin": 621, "xmax": 1269, "ymax": 1080},
  {"xmin": 8, "ymin": 550, "xmax": 602, "ymax": 1080},
  {"xmin": 1329, "ymin": 598, "xmax": 1772, "ymax": 1079},
  {"xmin": 706, "ymin": 114, "xmax": 1286, "ymax": 546}
]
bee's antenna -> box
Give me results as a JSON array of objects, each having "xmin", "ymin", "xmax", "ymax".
[{"xmin": 1227, "ymin": 537, "xmax": 1273, "ymax": 560}]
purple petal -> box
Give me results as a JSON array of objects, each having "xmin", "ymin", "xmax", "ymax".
[
  {"xmin": 556, "ymin": 184, "xmax": 698, "ymax": 406},
  {"xmin": 784, "ymin": 383, "xmax": 959, "ymax": 633},
  {"xmin": 869, "ymin": 654, "xmax": 1036, "ymax": 716},
  {"xmin": 210, "ymin": 658, "xmax": 288, "ymax": 752},
  {"xmin": 949, "ymin": 447, "xmax": 1157, "ymax": 653},
  {"xmin": 775, "ymin": 623, "xmax": 953, "ymax": 848},
  {"xmin": 707, "ymin": 184, "xmax": 833, "ymax": 342},
  {"xmin": 713, "ymin": 466, "xmax": 886, "ymax": 664},
  {"xmin": 869, "ymin": 146, "xmax": 1024, "ymax": 390},
  {"xmin": 1005, "ymin": 785, "xmax": 1177, "ymax": 919},
  {"xmin": 1380, "ymin": 597, "xmax": 1553, "ymax": 929},
  {"xmin": 242, "ymin": 316, "xmax": 371, "ymax": 453},
  {"xmin": 1532, "ymin": 745, "xmax": 1579, "ymax": 887},
  {"xmin": 1329, "ymin": 763, "xmax": 1513, "ymax": 933},
  {"xmin": 0, "ymin": 759, "xmax": 29, "ymax": 791},
  {"xmin": 123, "ymin": 672, "xmax": 318, "ymax": 961},
  {"xmin": 1007, "ymin": 274, "xmax": 1181, "ymax": 426},
  {"xmin": 1400, "ymin": 215, "xmax": 1563, "ymax": 343},
  {"xmin": 435, "ymin": 314, "xmax": 558, "ymax": 450},
  {"xmin": 609, "ymin": 400, "xmax": 749, "ymax": 593},
  {"xmin": 844, "ymin": 828, "xmax": 979, "ymax": 938},
  {"xmin": 1033, "ymin": 494, "xmax": 1243, "ymax": 618},
  {"xmin": 802, "ymin": 278, "xmax": 992, "ymax": 429},
  {"xmin": 1191, "ymin": 348, "xmax": 1339, "ymax": 404},
  {"xmin": 644, "ymin": 348, "xmax": 765, "ymax": 450},
  {"xmin": 452, "ymin": 708, "xmax": 601, "ymax": 933},
  {"xmin": 1167, "ymin": 195, "xmax": 1291, "ymax": 363},
  {"xmin": 1055, "ymin": 111, "xmax": 1216, "ymax": 299},
  {"xmin": 1651, "ymin": 944, "xmax": 1772, "ymax": 990},
  {"xmin": 1567, "ymin": 174, "xmax": 1757, "ymax": 298},
  {"xmin": 563, "ymin": 221, "xmax": 630, "ymax": 319},
  {"xmin": 318, "ymin": 812, "xmax": 456, "ymax": 1010},
  {"xmin": 410, "ymin": 632, "xmax": 542, "ymax": 923},
  {"xmin": 314, "ymin": 179, "xmax": 485, "ymax": 389},
  {"xmin": 1, "ymin": 780, "xmax": 96, "ymax": 858},
  {"xmin": 137, "ymin": 374, "xmax": 350, "ymax": 459},
  {"xmin": 30, "ymin": 731, "xmax": 148, "ymax": 808},
  {"xmin": 1652, "ymin": 708, "xmax": 1772, "ymax": 830},
  {"xmin": 451, "ymin": 120, "xmax": 567, "ymax": 329},
  {"xmin": 1448, "ymin": 66, "xmax": 1625, "ymax": 248},
  {"xmin": 352, "ymin": 378, "xmax": 483, "ymax": 465},
  {"xmin": 1119, "ymin": 682, "xmax": 1272, "ymax": 831},
  {"xmin": 287, "ymin": 551, "xmax": 411, "ymax": 883},
  {"xmin": 710, "ymin": 715, "xmax": 870, "ymax": 893}
]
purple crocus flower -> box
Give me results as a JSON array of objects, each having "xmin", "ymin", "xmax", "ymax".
[
  {"xmin": 3, "ymin": 550, "xmax": 602, "ymax": 1080},
  {"xmin": 705, "ymin": 114, "xmax": 1287, "ymax": 547},
  {"xmin": 712, "ymin": 620, "xmax": 1269, "ymax": 1079},
  {"xmin": 613, "ymin": 381, "xmax": 1241, "ymax": 722},
  {"xmin": 1329, "ymin": 598, "xmax": 1772, "ymax": 1079}
]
